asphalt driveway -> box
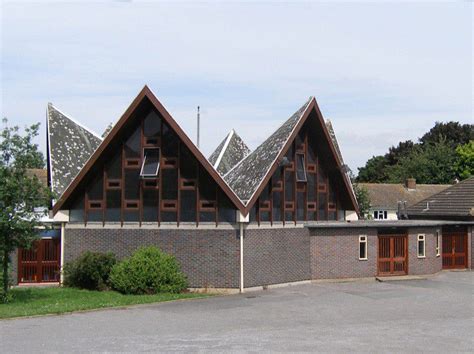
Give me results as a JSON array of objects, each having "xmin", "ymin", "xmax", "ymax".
[{"xmin": 1, "ymin": 271, "xmax": 472, "ymax": 352}]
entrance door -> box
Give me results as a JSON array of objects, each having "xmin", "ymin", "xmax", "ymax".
[
  {"xmin": 378, "ymin": 234, "xmax": 408, "ymax": 276},
  {"xmin": 442, "ymin": 229, "xmax": 468, "ymax": 269},
  {"xmin": 18, "ymin": 238, "xmax": 61, "ymax": 283}
]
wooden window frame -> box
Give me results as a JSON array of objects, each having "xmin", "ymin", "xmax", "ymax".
[
  {"xmin": 200, "ymin": 200, "xmax": 216, "ymax": 212},
  {"xmin": 295, "ymin": 153, "xmax": 307, "ymax": 182},
  {"xmin": 124, "ymin": 199, "xmax": 139, "ymax": 210},
  {"xmin": 162, "ymin": 157, "xmax": 177, "ymax": 169},
  {"xmin": 161, "ymin": 200, "xmax": 177, "ymax": 212},
  {"xmin": 88, "ymin": 200, "xmax": 103, "ymax": 209},
  {"xmin": 435, "ymin": 230, "xmax": 441, "ymax": 257},
  {"xmin": 106, "ymin": 179, "xmax": 122, "ymax": 190},
  {"xmin": 180, "ymin": 178, "xmax": 196, "ymax": 190}
]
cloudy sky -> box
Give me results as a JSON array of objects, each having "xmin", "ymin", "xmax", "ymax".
[{"xmin": 1, "ymin": 1, "xmax": 472, "ymax": 173}]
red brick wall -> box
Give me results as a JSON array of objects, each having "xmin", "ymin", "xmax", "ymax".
[
  {"xmin": 407, "ymin": 227, "xmax": 442, "ymax": 275},
  {"xmin": 309, "ymin": 228, "xmax": 378, "ymax": 279},
  {"xmin": 64, "ymin": 227, "xmax": 240, "ymax": 289}
]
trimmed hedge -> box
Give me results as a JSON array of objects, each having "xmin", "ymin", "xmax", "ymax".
[
  {"xmin": 63, "ymin": 251, "xmax": 116, "ymax": 291},
  {"xmin": 110, "ymin": 246, "xmax": 187, "ymax": 295}
]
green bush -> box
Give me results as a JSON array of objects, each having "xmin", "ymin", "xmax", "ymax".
[
  {"xmin": 63, "ymin": 251, "xmax": 116, "ymax": 291},
  {"xmin": 110, "ymin": 246, "xmax": 187, "ymax": 295}
]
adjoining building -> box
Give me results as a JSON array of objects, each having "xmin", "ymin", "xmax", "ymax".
[
  {"xmin": 359, "ymin": 179, "xmax": 450, "ymax": 220},
  {"xmin": 11, "ymin": 86, "xmax": 473, "ymax": 290}
]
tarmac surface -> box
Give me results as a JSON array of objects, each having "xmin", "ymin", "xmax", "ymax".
[{"xmin": 1, "ymin": 271, "xmax": 472, "ymax": 352}]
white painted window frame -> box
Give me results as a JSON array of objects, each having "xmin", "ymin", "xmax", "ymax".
[
  {"xmin": 417, "ymin": 234, "xmax": 426, "ymax": 258},
  {"xmin": 435, "ymin": 230, "xmax": 441, "ymax": 257},
  {"xmin": 359, "ymin": 235, "xmax": 368, "ymax": 261},
  {"xmin": 373, "ymin": 210, "xmax": 388, "ymax": 220}
]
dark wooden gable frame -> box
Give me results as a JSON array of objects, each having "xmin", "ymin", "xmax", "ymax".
[
  {"xmin": 242, "ymin": 98, "xmax": 359, "ymax": 216},
  {"xmin": 53, "ymin": 85, "xmax": 246, "ymax": 215}
]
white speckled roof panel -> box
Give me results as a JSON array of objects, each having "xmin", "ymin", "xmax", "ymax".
[{"xmin": 47, "ymin": 103, "xmax": 102, "ymax": 198}]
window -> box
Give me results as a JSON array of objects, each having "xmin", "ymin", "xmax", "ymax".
[
  {"xmin": 373, "ymin": 210, "xmax": 388, "ymax": 220},
  {"xmin": 296, "ymin": 153, "xmax": 307, "ymax": 182},
  {"xmin": 359, "ymin": 235, "xmax": 368, "ymax": 260},
  {"xmin": 435, "ymin": 231, "xmax": 441, "ymax": 257},
  {"xmin": 417, "ymin": 234, "xmax": 425, "ymax": 258},
  {"xmin": 140, "ymin": 148, "xmax": 160, "ymax": 178}
]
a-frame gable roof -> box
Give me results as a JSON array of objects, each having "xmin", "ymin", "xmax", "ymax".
[
  {"xmin": 209, "ymin": 129, "xmax": 251, "ymax": 176},
  {"xmin": 224, "ymin": 97, "xmax": 359, "ymax": 215},
  {"xmin": 47, "ymin": 103, "xmax": 102, "ymax": 198},
  {"xmin": 53, "ymin": 86, "xmax": 246, "ymax": 214}
]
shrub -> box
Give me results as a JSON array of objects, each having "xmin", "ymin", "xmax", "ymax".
[
  {"xmin": 110, "ymin": 246, "xmax": 187, "ymax": 295},
  {"xmin": 63, "ymin": 251, "xmax": 116, "ymax": 291}
]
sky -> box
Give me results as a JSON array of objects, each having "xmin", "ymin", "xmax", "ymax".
[{"xmin": 1, "ymin": 1, "xmax": 472, "ymax": 174}]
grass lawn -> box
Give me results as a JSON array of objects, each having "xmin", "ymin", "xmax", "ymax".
[{"xmin": 0, "ymin": 287, "xmax": 211, "ymax": 319}]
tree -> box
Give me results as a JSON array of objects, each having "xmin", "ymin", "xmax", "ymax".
[
  {"xmin": 385, "ymin": 140, "xmax": 415, "ymax": 165},
  {"xmin": 0, "ymin": 118, "xmax": 51, "ymax": 302},
  {"xmin": 353, "ymin": 183, "xmax": 371, "ymax": 220},
  {"xmin": 420, "ymin": 121, "xmax": 473, "ymax": 149},
  {"xmin": 453, "ymin": 141, "xmax": 474, "ymax": 180},
  {"xmin": 387, "ymin": 139, "xmax": 457, "ymax": 184},
  {"xmin": 356, "ymin": 155, "xmax": 388, "ymax": 182}
]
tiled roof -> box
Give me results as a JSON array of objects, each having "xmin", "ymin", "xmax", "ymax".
[
  {"xmin": 209, "ymin": 129, "xmax": 251, "ymax": 176},
  {"xmin": 224, "ymin": 98, "xmax": 312, "ymax": 203},
  {"xmin": 47, "ymin": 103, "xmax": 102, "ymax": 198},
  {"xmin": 407, "ymin": 177, "xmax": 474, "ymax": 219},
  {"xmin": 358, "ymin": 182, "xmax": 451, "ymax": 209},
  {"xmin": 325, "ymin": 120, "xmax": 343, "ymax": 163}
]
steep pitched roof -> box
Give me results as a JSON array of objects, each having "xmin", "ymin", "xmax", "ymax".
[
  {"xmin": 209, "ymin": 129, "xmax": 251, "ymax": 175},
  {"xmin": 407, "ymin": 177, "xmax": 474, "ymax": 220},
  {"xmin": 222, "ymin": 97, "xmax": 358, "ymax": 214},
  {"xmin": 223, "ymin": 98, "xmax": 313, "ymax": 203},
  {"xmin": 359, "ymin": 183, "xmax": 451, "ymax": 209},
  {"xmin": 47, "ymin": 103, "xmax": 102, "ymax": 198},
  {"xmin": 52, "ymin": 86, "xmax": 246, "ymax": 215},
  {"xmin": 325, "ymin": 120, "xmax": 343, "ymax": 163}
]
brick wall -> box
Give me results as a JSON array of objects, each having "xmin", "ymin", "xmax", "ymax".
[
  {"xmin": 309, "ymin": 228, "xmax": 378, "ymax": 279},
  {"xmin": 64, "ymin": 227, "xmax": 240, "ymax": 289},
  {"xmin": 243, "ymin": 227, "xmax": 311, "ymax": 287},
  {"xmin": 408, "ymin": 227, "xmax": 442, "ymax": 275}
]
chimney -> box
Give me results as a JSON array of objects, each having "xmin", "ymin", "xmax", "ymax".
[{"xmin": 406, "ymin": 178, "xmax": 416, "ymax": 190}]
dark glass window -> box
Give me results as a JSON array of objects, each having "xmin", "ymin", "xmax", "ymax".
[
  {"xmin": 124, "ymin": 169, "xmax": 140, "ymax": 200},
  {"xmin": 124, "ymin": 127, "xmax": 141, "ymax": 158},
  {"xmin": 180, "ymin": 146, "xmax": 197, "ymax": 179},
  {"xmin": 297, "ymin": 191, "xmax": 305, "ymax": 220},
  {"xmin": 162, "ymin": 123, "xmax": 178, "ymax": 157},
  {"xmin": 124, "ymin": 210, "xmax": 139, "ymax": 222},
  {"xmin": 70, "ymin": 194, "xmax": 84, "ymax": 222},
  {"xmin": 106, "ymin": 150, "xmax": 122, "ymax": 179},
  {"xmin": 199, "ymin": 211, "xmax": 215, "ymax": 222},
  {"xmin": 218, "ymin": 192, "xmax": 236, "ymax": 223},
  {"xmin": 143, "ymin": 109, "xmax": 161, "ymax": 137},
  {"xmin": 272, "ymin": 191, "xmax": 282, "ymax": 222},
  {"xmin": 249, "ymin": 206, "xmax": 257, "ymax": 222},
  {"xmin": 296, "ymin": 153, "xmax": 307, "ymax": 182},
  {"xmin": 307, "ymin": 173, "xmax": 316, "ymax": 202},
  {"xmin": 140, "ymin": 148, "xmax": 160, "ymax": 178},
  {"xmin": 199, "ymin": 169, "xmax": 216, "ymax": 202},
  {"xmin": 143, "ymin": 189, "xmax": 158, "ymax": 222},
  {"xmin": 181, "ymin": 190, "xmax": 196, "ymax": 222},
  {"xmin": 285, "ymin": 170, "xmax": 294, "ymax": 201},
  {"xmin": 105, "ymin": 190, "xmax": 121, "ymax": 222},
  {"xmin": 87, "ymin": 175, "xmax": 103, "ymax": 200},
  {"xmin": 162, "ymin": 168, "xmax": 178, "ymax": 200},
  {"xmin": 319, "ymin": 192, "xmax": 327, "ymax": 220}
]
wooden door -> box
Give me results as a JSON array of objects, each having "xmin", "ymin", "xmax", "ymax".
[
  {"xmin": 18, "ymin": 238, "xmax": 61, "ymax": 283},
  {"xmin": 442, "ymin": 231, "xmax": 468, "ymax": 269},
  {"xmin": 378, "ymin": 235, "xmax": 408, "ymax": 276}
]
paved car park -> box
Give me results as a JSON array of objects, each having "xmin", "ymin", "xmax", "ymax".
[{"xmin": 1, "ymin": 271, "xmax": 472, "ymax": 352}]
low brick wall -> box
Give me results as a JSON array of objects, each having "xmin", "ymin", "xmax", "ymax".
[
  {"xmin": 64, "ymin": 226, "xmax": 240, "ymax": 289},
  {"xmin": 243, "ymin": 227, "xmax": 311, "ymax": 287},
  {"xmin": 309, "ymin": 228, "xmax": 378, "ymax": 279}
]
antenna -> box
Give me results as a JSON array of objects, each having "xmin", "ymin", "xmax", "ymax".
[{"xmin": 197, "ymin": 106, "xmax": 200, "ymax": 149}]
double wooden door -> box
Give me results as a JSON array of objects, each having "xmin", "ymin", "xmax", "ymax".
[
  {"xmin": 442, "ymin": 230, "xmax": 468, "ymax": 269},
  {"xmin": 378, "ymin": 234, "xmax": 408, "ymax": 276},
  {"xmin": 18, "ymin": 238, "xmax": 61, "ymax": 283}
]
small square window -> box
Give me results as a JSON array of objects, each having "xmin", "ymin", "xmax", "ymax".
[
  {"xmin": 140, "ymin": 148, "xmax": 160, "ymax": 178},
  {"xmin": 417, "ymin": 234, "xmax": 425, "ymax": 258},
  {"xmin": 373, "ymin": 210, "xmax": 388, "ymax": 220},
  {"xmin": 359, "ymin": 235, "xmax": 367, "ymax": 260},
  {"xmin": 296, "ymin": 153, "xmax": 307, "ymax": 182}
]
